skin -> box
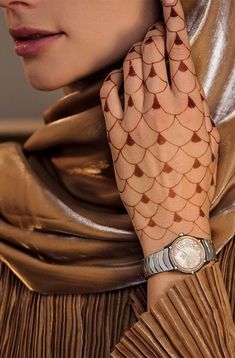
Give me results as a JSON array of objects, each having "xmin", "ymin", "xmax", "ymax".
[
  {"xmin": 0, "ymin": 0, "xmax": 160, "ymax": 92},
  {"xmin": 0, "ymin": 0, "xmax": 219, "ymax": 310},
  {"xmin": 101, "ymin": 0, "xmax": 220, "ymax": 308}
]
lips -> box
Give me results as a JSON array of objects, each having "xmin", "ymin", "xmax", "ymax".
[
  {"xmin": 9, "ymin": 27, "xmax": 63, "ymax": 40},
  {"xmin": 9, "ymin": 26, "xmax": 64, "ymax": 56}
]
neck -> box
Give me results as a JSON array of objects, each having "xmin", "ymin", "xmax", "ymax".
[{"xmin": 62, "ymin": 59, "xmax": 124, "ymax": 95}]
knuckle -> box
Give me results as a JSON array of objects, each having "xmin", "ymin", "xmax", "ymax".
[
  {"xmin": 125, "ymin": 41, "xmax": 142, "ymax": 58},
  {"xmin": 143, "ymin": 22, "xmax": 165, "ymax": 48},
  {"xmin": 99, "ymin": 70, "xmax": 116, "ymax": 97},
  {"xmin": 100, "ymin": 69, "xmax": 122, "ymax": 98},
  {"xmin": 99, "ymin": 82, "xmax": 110, "ymax": 97},
  {"xmin": 147, "ymin": 21, "xmax": 164, "ymax": 33},
  {"xmin": 150, "ymin": 34, "xmax": 165, "ymax": 46},
  {"xmin": 169, "ymin": 44, "xmax": 189, "ymax": 58}
]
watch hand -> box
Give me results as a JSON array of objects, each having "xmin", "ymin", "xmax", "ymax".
[{"xmin": 177, "ymin": 248, "xmax": 187, "ymax": 255}]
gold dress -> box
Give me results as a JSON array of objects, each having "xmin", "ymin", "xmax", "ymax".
[{"xmin": 0, "ymin": 0, "xmax": 234, "ymax": 356}]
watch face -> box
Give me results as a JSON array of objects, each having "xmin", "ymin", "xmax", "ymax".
[{"xmin": 169, "ymin": 236, "xmax": 206, "ymax": 273}]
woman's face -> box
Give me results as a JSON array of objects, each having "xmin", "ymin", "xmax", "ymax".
[{"xmin": 0, "ymin": 0, "xmax": 160, "ymax": 92}]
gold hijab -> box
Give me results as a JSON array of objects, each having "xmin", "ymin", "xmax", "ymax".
[{"xmin": 0, "ymin": 0, "xmax": 234, "ymax": 294}]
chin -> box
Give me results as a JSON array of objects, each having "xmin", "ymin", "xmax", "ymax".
[
  {"xmin": 23, "ymin": 72, "xmax": 56, "ymax": 92},
  {"xmin": 21, "ymin": 55, "xmax": 120, "ymax": 92},
  {"xmin": 23, "ymin": 70, "xmax": 73, "ymax": 92},
  {"xmin": 29, "ymin": 81, "xmax": 61, "ymax": 92},
  {"xmin": 23, "ymin": 62, "xmax": 95, "ymax": 92}
]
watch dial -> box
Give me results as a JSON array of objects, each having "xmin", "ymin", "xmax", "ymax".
[{"xmin": 170, "ymin": 236, "xmax": 205, "ymax": 273}]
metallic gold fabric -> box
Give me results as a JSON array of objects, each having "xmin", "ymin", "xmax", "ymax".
[
  {"xmin": 0, "ymin": 0, "xmax": 234, "ymax": 294},
  {"xmin": 0, "ymin": 1, "xmax": 234, "ymax": 357}
]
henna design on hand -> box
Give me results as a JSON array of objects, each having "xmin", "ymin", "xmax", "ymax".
[{"xmin": 100, "ymin": 0, "xmax": 220, "ymax": 251}]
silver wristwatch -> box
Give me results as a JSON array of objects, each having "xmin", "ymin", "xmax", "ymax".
[{"xmin": 142, "ymin": 233, "xmax": 217, "ymax": 279}]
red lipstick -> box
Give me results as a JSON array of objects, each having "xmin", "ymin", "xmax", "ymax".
[{"xmin": 9, "ymin": 27, "xmax": 64, "ymax": 56}]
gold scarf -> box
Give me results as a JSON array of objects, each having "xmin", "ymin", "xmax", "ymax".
[{"xmin": 0, "ymin": 0, "xmax": 234, "ymax": 294}]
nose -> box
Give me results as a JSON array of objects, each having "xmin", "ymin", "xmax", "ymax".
[{"xmin": 0, "ymin": 0, "xmax": 38, "ymax": 9}]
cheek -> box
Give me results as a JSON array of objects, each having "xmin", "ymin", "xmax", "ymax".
[
  {"xmin": 20, "ymin": 32, "xmax": 119, "ymax": 91},
  {"xmin": 67, "ymin": 4, "xmax": 137, "ymax": 65},
  {"xmin": 21, "ymin": 28, "xmax": 134, "ymax": 92},
  {"xmin": 20, "ymin": 2, "xmax": 151, "ymax": 91},
  {"xmin": 69, "ymin": 28, "xmax": 128, "ymax": 73}
]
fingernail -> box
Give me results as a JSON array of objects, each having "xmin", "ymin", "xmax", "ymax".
[{"xmin": 162, "ymin": 0, "xmax": 176, "ymax": 4}]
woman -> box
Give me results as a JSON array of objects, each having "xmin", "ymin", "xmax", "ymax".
[{"xmin": 0, "ymin": 0, "xmax": 234, "ymax": 356}]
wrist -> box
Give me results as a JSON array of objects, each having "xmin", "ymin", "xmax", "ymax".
[{"xmin": 141, "ymin": 219, "xmax": 211, "ymax": 257}]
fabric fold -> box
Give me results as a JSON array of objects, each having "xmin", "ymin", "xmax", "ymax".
[
  {"xmin": 0, "ymin": 0, "xmax": 235, "ymax": 356},
  {"xmin": 111, "ymin": 261, "xmax": 235, "ymax": 357},
  {"xmin": 0, "ymin": 96, "xmax": 234, "ymax": 294},
  {"xmin": 1, "ymin": 240, "xmax": 234, "ymax": 357}
]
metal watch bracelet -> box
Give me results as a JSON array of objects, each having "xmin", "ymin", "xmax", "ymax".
[{"xmin": 142, "ymin": 237, "xmax": 217, "ymax": 279}]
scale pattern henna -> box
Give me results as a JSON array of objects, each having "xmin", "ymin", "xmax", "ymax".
[{"xmin": 100, "ymin": 1, "xmax": 220, "ymax": 247}]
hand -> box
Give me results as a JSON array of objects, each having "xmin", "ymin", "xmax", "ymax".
[{"xmin": 99, "ymin": 0, "xmax": 220, "ymax": 256}]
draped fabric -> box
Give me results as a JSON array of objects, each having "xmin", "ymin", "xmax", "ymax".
[
  {"xmin": 0, "ymin": 0, "xmax": 235, "ymax": 295},
  {"xmin": 0, "ymin": 0, "xmax": 235, "ymax": 356},
  {"xmin": 0, "ymin": 242, "xmax": 234, "ymax": 357},
  {"xmin": 0, "ymin": 71, "xmax": 234, "ymax": 295}
]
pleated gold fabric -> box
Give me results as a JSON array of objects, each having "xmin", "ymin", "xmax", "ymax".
[
  {"xmin": 0, "ymin": 261, "xmax": 140, "ymax": 357},
  {"xmin": 0, "ymin": 0, "xmax": 235, "ymax": 356},
  {"xmin": 0, "ymin": 240, "xmax": 234, "ymax": 357},
  {"xmin": 112, "ymin": 241, "xmax": 235, "ymax": 357}
]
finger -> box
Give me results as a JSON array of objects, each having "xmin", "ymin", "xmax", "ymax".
[
  {"xmin": 100, "ymin": 69, "xmax": 128, "ymax": 160},
  {"xmin": 161, "ymin": 0, "xmax": 197, "ymax": 96},
  {"xmin": 141, "ymin": 22, "xmax": 173, "ymax": 111},
  {"xmin": 99, "ymin": 69, "xmax": 124, "ymax": 131},
  {"xmin": 123, "ymin": 42, "xmax": 144, "ymax": 114}
]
